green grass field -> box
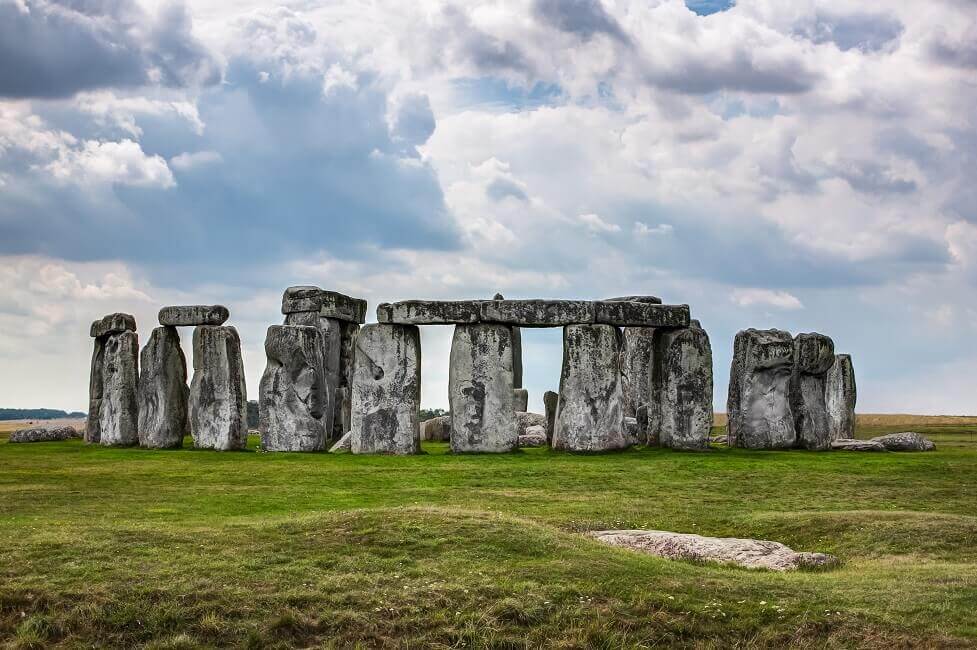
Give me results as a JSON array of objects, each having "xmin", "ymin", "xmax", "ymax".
[{"xmin": 1, "ymin": 421, "xmax": 975, "ymax": 648}]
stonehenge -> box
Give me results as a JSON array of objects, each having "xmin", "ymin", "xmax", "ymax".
[
  {"xmin": 87, "ymin": 313, "xmax": 139, "ymax": 446},
  {"xmin": 350, "ymin": 323, "xmax": 421, "ymax": 454},
  {"xmin": 137, "ymin": 326, "xmax": 189, "ymax": 448},
  {"xmin": 79, "ymin": 291, "xmax": 861, "ymax": 458},
  {"xmin": 727, "ymin": 329, "xmax": 856, "ymax": 450}
]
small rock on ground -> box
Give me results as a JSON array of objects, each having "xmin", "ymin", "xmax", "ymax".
[
  {"xmin": 329, "ymin": 431, "xmax": 352, "ymax": 453},
  {"xmin": 588, "ymin": 529, "xmax": 837, "ymax": 571},
  {"xmin": 518, "ymin": 425, "xmax": 548, "ymax": 448}
]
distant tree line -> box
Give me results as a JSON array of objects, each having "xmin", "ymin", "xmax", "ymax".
[{"xmin": 0, "ymin": 408, "xmax": 87, "ymax": 421}]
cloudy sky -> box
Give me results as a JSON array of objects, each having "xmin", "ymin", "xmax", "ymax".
[{"xmin": 1, "ymin": 0, "xmax": 975, "ymax": 415}]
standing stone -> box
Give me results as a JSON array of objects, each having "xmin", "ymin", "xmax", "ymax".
[
  {"xmin": 259, "ymin": 325, "xmax": 330, "ymax": 452},
  {"xmin": 791, "ymin": 333, "xmax": 835, "ymax": 450},
  {"xmin": 284, "ymin": 311, "xmax": 342, "ymax": 442},
  {"xmin": 449, "ymin": 324, "xmax": 517, "ymax": 453},
  {"xmin": 620, "ymin": 327, "xmax": 656, "ymax": 423},
  {"xmin": 543, "ymin": 390, "xmax": 559, "ymax": 441},
  {"xmin": 727, "ymin": 329, "xmax": 796, "ymax": 449},
  {"xmin": 825, "ymin": 354, "xmax": 856, "ymax": 441},
  {"xmin": 98, "ymin": 330, "xmax": 140, "ymax": 446},
  {"xmin": 513, "ymin": 388, "xmax": 529, "ymax": 412},
  {"xmin": 493, "ymin": 294, "xmax": 523, "ymax": 388},
  {"xmin": 137, "ymin": 326, "xmax": 189, "ymax": 449},
  {"xmin": 189, "ymin": 326, "xmax": 248, "ymax": 451},
  {"xmin": 335, "ymin": 321, "xmax": 359, "ymax": 438},
  {"xmin": 350, "ymin": 324, "xmax": 421, "ymax": 454},
  {"xmin": 553, "ymin": 324, "xmax": 628, "ymax": 452},
  {"xmin": 86, "ymin": 338, "xmax": 105, "ymax": 444},
  {"xmin": 653, "ymin": 324, "xmax": 713, "ymax": 450}
]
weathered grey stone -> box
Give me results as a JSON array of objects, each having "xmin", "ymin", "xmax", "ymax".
[
  {"xmin": 826, "ymin": 354, "xmax": 856, "ymax": 441},
  {"xmin": 727, "ymin": 329, "xmax": 796, "ymax": 449},
  {"xmin": 620, "ymin": 327, "xmax": 656, "ymax": 422},
  {"xmin": 624, "ymin": 416, "xmax": 639, "ymax": 444},
  {"xmin": 90, "ymin": 312, "xmax": 136, "ymax": 339},
  {"xmin": 604, "ymin": 295, "xmax": 662, "ymax": 304},
  {"xmin": 9, "ymin": 425, "xmax": 81, "ymax": 443},
  {"xmin": 158, "ymin": 305, "xmax": 228, "ymax": 327},
  {"xmin": 284, "ymin": 312, "xmax": 342, "ymax": 442},
  {"xmin": 593, "ymin": 301, "xmax": 690, "ymax": 328},
  {"xmin": 553, "ymin": 324, "xmax": 628, "ymax": 452},
  {"xmin": 636, "ymin": 404, "xmax": 652, "ymax": 446},
  {"xmin": 329, "ymin": 431, "xmax": 352, "ymax": 453},
  {"xmin": 335, "ymin": 322, "xmax": 359, "ymax": 439},
  {"xmin": 652, "ymin": 324, "xmax": 713, "ymax": 450},
  {"xmin": 259, "ymin": 325, "xmax": 330, "ymax": 452},
  {"xmin": 588, "ymin": 530, "xmax": 838, "ymax": 571},
  {"xmin": 791, "ymin": 333, "xmax": 835, "ymax": 450},
  {"xmin": 543, "ymin": 390, "xmax": 558, "ymax": 441},
  {"xmin": 281, "ymin": 286, "xmax": 367, "ymax": 323},
  {"xmin": 870, "ymin": 432, "xmax": 935, "ymax": 451},
  {"xmin": 831, "ymin": 438, "xmax": 886, "ymax": 451},
  {"xmin": 98, "ymin": 330, "xmax": 139, "ymax": 446},
  {"xmin": 350, "ymin": 324, "xmax": 421, "ymax": 454},
  {"xmin": 137, "ymin": 326, "xmax": 189, "ymax": 449},
  {"xmin": 449, "ymin": 324, "xmax": 517, "ymax": 453},
  {"xmin": 86, "ymin": 338, "xmax": 105, "ymax": 444},
  {"xmin": 480, "ymin": 299, "xmax": 594, "ymax": 327},
  {"xmin": 421, "ymin": 415, "xmax": 451, "ymax": 441},
  {"xmin": 513, "ymin": 388, "xmax": 529, "ymax": 412},
  {"xmin": 493, "ymin": 294, "xmax": 523, "ymax": 388},
  {"xmin": 710, "ymin": 434, "xmax": 729, "ymax": 445},
  {"xmin": 518, "ymin": 425, "xmax": 548, "ymax": 448},
  {"xmin": 377, "ymin": 300, "xmax": 480, "ymax": 324},
  {"xmin": 516, "ymin": 411, "xmax": 547, "ymax": 437},
  {"xmin": 189, "ymin": 326, "xmax": 248, "ymax": 451}
]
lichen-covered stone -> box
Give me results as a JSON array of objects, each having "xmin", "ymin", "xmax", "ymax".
[
  {"xmin": 604, "ymin": 295, "xmax": 662, "ymax": 304},
  {"xmin": 825, "ymin": 354, "xmax": 856, "ymax": 441},
  {"xmin": 158, "ymin": 305, "xmax": 228, "ymax": 327},
  {"xmin": 329, "ymin": 431, "xmax": 352, "ymax": 452},
  {"xmin": 9, "ymin": 426, "xmax": 81, "ymax": 443},
  {"xmin": 449, "ymin": 324, "xmax": 517, "ymax": 453},
  {"xmin": 86, "ymin": 338, "xmax": 105, "ymax": 444},
  {"xmin": 620, "ymin": 327, "xmax": 656, "ymax": 422},
  {"xmin": 377, "ymin": 300, "xmax": 480, "ymax": 324},
  {"xmin": 652, "ymin": 324, "xmax": 713, "ymax": 450},
  {"xmin": 831, "ymin": 438, "xmax": 886, "ymax": 451},
  {"xmin": 284, "ymin": 312, "xmax": 342, "ymax": 442},
  {"xmin": 137, "ymin": 326, "xmax": 189, "ymax": 449},
  {"xmin": 727, "ymin": 329, "xmax": 796, "ymax": 449},
  {"xmin": 870, "ymin": 432, "xmax": 935, "ymax": 451},
  {"xmin": 421, "ymin": 415, "xmax": 451, "ymax": 441},
  {"xmin": 791, "ymin": 333, "xmax": 835, "ymax": 450},
  {"xmin": 593, "ymin": 301, "xmax": 690, "ymax": 328},
  {"xmin": 513, "ymin": 388, "xmax": 529, "ymax": 412},
  {"xmin": 98, "ymin": 330, "xmax": 139, "ymax": 446},
  {"xmin": 553, "ymin": 324, "xmax": 628, "ymax": 452},
  {"xmin": 281, "ymin": 286, "xmax": 367, "ymax": 323},
  {"xmin": 516, "ymin": 411, "xmax": 547, "ymax": 437},
  {"xmin": 335, "ymin": 321, "xmax": 359, "ymax": 439},
  {"xmin": 189, "ymin": 326, "xmax": 248, "ymax": 451},
  {"xmin": 350, "ymin": 324, "xmax": 421, "ymax": 454},
  {"xmin": 259, "ymin": 325, "xmax": 330, "ymax": 452},
  {"xmin": 543, "ymin": 390, "xmax": 558, "ymax": 441},
  {"xmin": 518, "ymin": 425, "xmax": 548, "ymax": 448},
  {"xmin": 90, "ymin": 312, "xmax": 136, "ymax": 339},
  {"xmin": 480, "ymin": 299, "xmax": 594, "ymax": 327}
]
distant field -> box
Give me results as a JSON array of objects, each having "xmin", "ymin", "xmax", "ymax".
[{"xmin": 1, "ymin": 416, "xmax": 975, "ymax": 647}]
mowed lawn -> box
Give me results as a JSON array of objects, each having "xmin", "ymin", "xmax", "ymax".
[{"xmin": 1, "ymin": 420, "xmax": 976, "ymax": 648}]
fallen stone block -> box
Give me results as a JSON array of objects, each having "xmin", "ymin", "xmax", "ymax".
[
  {"xmin": 593, "ymin": 301, "xmax": 690, "ymax": 328},
  {"xmin": 329, "ymin": 431, "xmax": 352, "ymax": 453},
  {"xmin": 9, "ymin": 426, "xmax": 81, "ymax": 443},
  {"xmin": 480, "ymin": 299, "xmax": 594, "ymax": 327},
  {"xmin": 189, "ymin": 325, "xmax": 248, "ymax": 451},
  {"xmin": 870, "ymin": 432, "xmax": 935, "ymax": 451},
  {"xmin": 831, "ymin": 438, "xmax": 887, "ymax": 451},
  {"xmin": 158, "ymin": 305, "xmax": 229, "ymax": 327},
  {"xmin": 137, "ymin": 326, "xmax": 189, "ymax": 449},
  {"xmin": 553, "ymin": 324, "xmax": 628, "ymax": 452},
  {"xmin": 90, "ymin": 312, "xmax": 136, "ymax": 339},
  {"xmin": 518, "ymin": 425, "xmax": 548, "ymax": 448},
  {"xmin": 350, "ymin": 323, "xmax": 421, "ymax": 454},
  {"xmin": 826, "ymin": 354, "xmax": 857, "ymax": 441},
  {"xmin": 449, "ymin": 324, "xmax": 517, "ymax": 453},
  {"xmin": 259, "ymin": 325, "xmax": 330, "ymax": 452},
  {"xmin": 281, "ymin": 286, "xmax": 367, "ymax": 323},
  {"xmin": 377, "ymin": 300, "xmax": 481, "ymax": 324},
  {"xmin": 421, "ymin": 415, "xmax": 451, "ymax": 441},
  {"xmin": 516, "ymin": 411, "xmax": 547, "ymax": 437},
  {"xmin": 589, "ymin": 530, "xmax": 838, "ymax": 571}
]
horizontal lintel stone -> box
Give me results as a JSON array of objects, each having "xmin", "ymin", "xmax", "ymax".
[
  {"xmin": 604, "ymin": 295, "xmax": 662, "ymax": 304},
  {"xmin": 377, "ymin": 300, "xmax": 481, "ymax": 325},
  {"xmin": 90, "ymin": 312, "xmax": 136, "ymax": 338},
  {"xmin": 480, "ymin": 299, "xmax": 595, "ymax": 327},
  {"xmin": 158, "ymin": 305, "xmax": 229, "ymax": 327},
  {"xmin": 593, "ymin": 301, "xmax": 690, "ymax": 328},
  {"xmin": 281, "ymin": 286, "xmax": 367, "ymax": 323}
]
